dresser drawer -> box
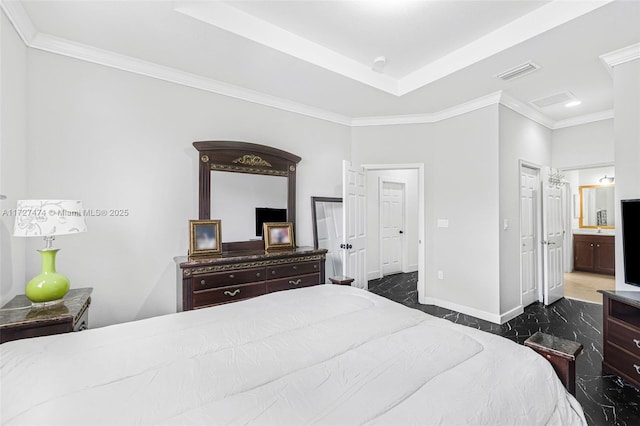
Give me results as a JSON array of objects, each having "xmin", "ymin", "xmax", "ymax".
[
  {"xmin": 193, "ymin": 268, "xmax": 265, "ymax": 290},
  {"xmin": 193, "ymin": 282, "xmax": 266, "ymax": 308},
  {"xmin": 266, "ymin": 273, "xmax": 321, "ymax": 293},
  {"xmin": 604, "ymin": 343, "xmax": 640, "ymax": 387},
  {"xmin": 267, "ymin": 262, "xmax": 320, "ymax": 279},
  {"xmin": 608, "ymin": 319, "xmax": 640, "ymax": 356}
]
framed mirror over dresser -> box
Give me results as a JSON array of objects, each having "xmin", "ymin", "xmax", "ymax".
[{"xmin": 177, "ymin": 141, "xmax": 327, "ymax": 311}]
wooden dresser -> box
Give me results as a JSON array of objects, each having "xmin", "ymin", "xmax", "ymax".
[
  {"xmin": 573, "ymin": 234, "xmax": 615, "ymax": 275},
  {"xmin": 177, "ymin": 247, "xmax": 327, "ymax": 311},
  {"xmin": 599, "ymin": 290, "xmax": 640, "ymax": 389}
]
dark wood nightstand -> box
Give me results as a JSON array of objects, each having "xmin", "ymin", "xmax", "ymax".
[
  {"xmin": 525, "ymin": 331, "xmax": 583, "ymax": 395},
  {"xmin": 0, "ymin": 287, "xmax": 93, "ymax": 344}
]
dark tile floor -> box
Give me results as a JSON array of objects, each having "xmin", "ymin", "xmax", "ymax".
[{"xmin": 368, "ymin": 272, "xmax": 640, "ymax": 426}]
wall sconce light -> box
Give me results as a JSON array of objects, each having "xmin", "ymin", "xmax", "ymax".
[{"xmin": 599, "ymin": 175, "xmax": 615, "ymax": 184}]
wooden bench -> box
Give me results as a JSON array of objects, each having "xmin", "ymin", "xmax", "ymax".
[
  {"xmin": 329, "ymin": 276, "xmax": 354, "ymax": 285},
  {"xmin": 525, "ymin": 331, "xmax": 583, "ymax": 396}
]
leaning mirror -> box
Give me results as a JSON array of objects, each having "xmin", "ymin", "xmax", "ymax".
[
  {"xmin": 311, "ymin": 197, "xmax": 343, "ymax": 281},
  {"xmin": 579, "ymin": 184, "xmax": 615, "ymax": 228}
]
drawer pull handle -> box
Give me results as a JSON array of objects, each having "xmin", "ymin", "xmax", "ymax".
[
  {"xmin": 634, "ymin": 338, "xmax": 640, "ymax": 349},
  {"xmin": 272, "ymin": 270, "xmax": 276, "ymax": 274},
  {"xmin": 293, "ymin": 266, "xmax": 297, "ymax": 270},
  {"xmin": 229, "ymin": 274, "xmax": 235, "ymax": 279},
  {"xmin": 635, "ymin": 364, "xmax": 640, "ymax": 375},
  {"xmin": 256, "ymin": 272, "xmax": 261, "ymax": 277},
  {"xmin": 289, "ymin": 279, "xmax": 302, "ymax": 286},
  {"xmin": 224, "ymin": 289, "xmax": 241, "ymax": 297},
  {"xmin": 200, "ymin": 280, "xmax": 206, "ymax": 285},
  {"xmin": 590, "ymin": 244, "xmax": 594, "ymax": 247},
  {"xmin": 314, "ymin": 265, "xmax": 317, "ymax": 268}
]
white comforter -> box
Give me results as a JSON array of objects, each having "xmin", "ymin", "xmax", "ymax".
[{"xmin": 1, "ymin": 285, "xmax": 586, "ymax": 425}]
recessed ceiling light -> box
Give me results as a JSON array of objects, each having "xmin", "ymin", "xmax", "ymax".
[{"xmin": 565, "ymin": 100, "xmax": 582, "ymax": 107}]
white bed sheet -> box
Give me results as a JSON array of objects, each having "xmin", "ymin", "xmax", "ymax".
[{"xmin": 1, "ymin": 285, "xmax": 586, "ymax": 425}]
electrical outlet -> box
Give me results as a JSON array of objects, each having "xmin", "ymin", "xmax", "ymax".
[{"xmin": 437, "ymin": 270, "xmax": 444, "ymax": 280}]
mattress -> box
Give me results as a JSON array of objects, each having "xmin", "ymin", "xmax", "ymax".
[{"xmin": 1, "ymin": 285, "xmax": 586, "ymax": 425}]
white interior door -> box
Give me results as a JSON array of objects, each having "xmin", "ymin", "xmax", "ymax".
[
  {"xmin": 542, "ymin": 169, "xmax": 565, "ymax": 305},
  {"xmin": 380, "ymin": 180, "xmax": 404, "ymax": 276},
  {"xmin": 342, "ymin": 161, "xmax": 367, "ymax": 289},
  {"xmin": 520, "ymin": 166, "xmax": 538, "ymax": 307}
]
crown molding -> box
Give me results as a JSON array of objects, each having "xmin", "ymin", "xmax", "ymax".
[
  {"xmin": 0, "ymin": 0, "xmax": 36, "ymax": 44},
  {"xmin": 30, "ymin": 33, "xmax": 353, "ymax": 126},
  {"xmin": 498, "ymin": 92, "xmax": 556, "ymax": 129},
  {"xmin": 600, "ymin": 42, "xmax": 640, "ymax": 75},
  {"xmin": 552, "ymin": 109, "xmax": 614, "ymax": 130},
  {"xmin": 0, "ymin": 0, "xmax": 612, "ymax": 132},
  {"xmin": 351, "ymin": 91, "xmax": 503, "ymax": 127}
]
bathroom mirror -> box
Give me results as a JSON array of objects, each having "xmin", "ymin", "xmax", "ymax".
[
  {"xmin": 311, "ymin": 197, "xmax": 343, "ymax": 281},
  {"xmin": 579, "ymin": 184, "xmax": 615, "ymax": 228}
]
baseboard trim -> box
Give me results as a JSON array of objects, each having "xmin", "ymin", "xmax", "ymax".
[
  {"xmin": 420, "ymin": 296, "xmax": 502, "ymax": 324},
  {"xmin": 367, "ymin": 270, "xmax": 382, "ymax": 281},
  {"xmin": 499, "ymin": 305, "xmax": 524, "ymax": 324}
]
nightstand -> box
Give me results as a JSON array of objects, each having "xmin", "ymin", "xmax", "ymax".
[{"xmin": 0, "ymin": 287, "xmax": 93, "ymax": 344}]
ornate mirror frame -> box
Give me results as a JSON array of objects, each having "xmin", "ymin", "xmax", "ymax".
[{"xmin": 194, "ymin": 141, "xmax": 301, "ymax": 251}]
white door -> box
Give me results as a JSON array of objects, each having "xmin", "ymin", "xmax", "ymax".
[
  {"xmin": 380, "ymin": 180, "xmax": 404, "ymax": 276},
  {"xmin": 542, "ymin": 169, "xmax": 565, "ymax": 305},
  {"xmin": 342, "ymin": 161, "xmax": 367, "ymax": 289},
  {"xmin": 520, "ymin": 166, "xmax": 538, "ymax": 307}
]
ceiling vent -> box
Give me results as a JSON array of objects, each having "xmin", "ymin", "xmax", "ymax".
[
  {"xmin": 530, "ymin": 91, "xmax": 576, "ymax": 109},
  {"xmin": 495, "ymin": 61, "xmax": 540, "ymax": 81}
]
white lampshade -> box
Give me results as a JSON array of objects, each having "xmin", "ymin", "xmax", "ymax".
[{"xmin": 13, "ymin": 200, "xmax": 87, "ymax": 237}]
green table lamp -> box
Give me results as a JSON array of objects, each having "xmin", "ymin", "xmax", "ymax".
[{"xmin": 13, "ymin": 200, "xmax": 87, "ymax": 304}]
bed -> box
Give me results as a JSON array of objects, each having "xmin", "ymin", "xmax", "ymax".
[{"xmin": 1, "ymin": 285, "xmax": 586, "ymax": 425}]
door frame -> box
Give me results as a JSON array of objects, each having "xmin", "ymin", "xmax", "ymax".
[
  {"xmin": 362, "ymin": 163, "xmax": 425, "ymax": 303},
  {"xmin": 378, "ymin": 177, "xmax": 408, "ymax": 277},
  {"xmin": 519, "ymin": 161, "xmax": 544, "ymax": 304}
]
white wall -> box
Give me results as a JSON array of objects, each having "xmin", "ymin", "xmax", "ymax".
[
  {"xmin": 352, "ymin": 106, "xmax": 502, "ymax": 322},
  {"xmin": 613, "ymin": 58, "xmax": 640, "ymax": 291},
  {"xmin": 0, "ymin": 11, "xmax": 27, "ymax": 302},
  {"xmin": 22, "ymin": 48, "xmax": 350, "ymax": 327},
  {"xmin": 551, "ymin": 119, "xmax": 614, "ymax": 169},
  {"xmin": 365, "ymin": 169, "xmax": 419, "ymax": 279},
  {"xmin": 498, "ymin": 106, "xmax": 552, "ymax": 318}
]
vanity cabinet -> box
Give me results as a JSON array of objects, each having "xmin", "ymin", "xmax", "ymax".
[
  {"xmin": 599, "ymin": 291, "xmax": 640, "ymax": 389},
  {"xmin": 178, "ymin": 248, "xmax": 326, "ymax": 311},
  {"xmin": 573, "ymin": 234, "xmax": 615, "ymax": 275}
]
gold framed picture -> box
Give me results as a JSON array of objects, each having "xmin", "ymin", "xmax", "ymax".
[
  {"xmin": 189, "ymin": 219, "xmax": 222, "ymax": 256},
  {"xmin": 263, "ymin": 222, "xmax": 295, "ymax": 251}
]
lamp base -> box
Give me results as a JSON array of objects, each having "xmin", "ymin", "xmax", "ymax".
[{"xmin": 25, "ymin": 249, "xmax": 70, "ymax": 303}]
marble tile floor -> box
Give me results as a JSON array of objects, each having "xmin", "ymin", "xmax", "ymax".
[{"xmin": 368, "ymin": 272, "xmax": 640, "ymax": 426}]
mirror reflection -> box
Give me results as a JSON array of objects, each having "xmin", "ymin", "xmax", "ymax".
[
  {"xmin": 211, "ymin": 171, "xmax": 288, "ymax": 241},
  {"xmin": 311, "ymin": 197, "xmax": 343, "ymax": 281},
  {"xmin": 580, "ymin": 184, "xmax": 615, "ymax": 228}
]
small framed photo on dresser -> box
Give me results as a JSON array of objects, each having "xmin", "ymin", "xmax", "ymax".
[
  {"xmin": 189, "ymin": 220, "xmax": 222, "ymax": 256},
  {"xmin": 263, "ymin": 222, "xmax": 295, "ymax": 251}
]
